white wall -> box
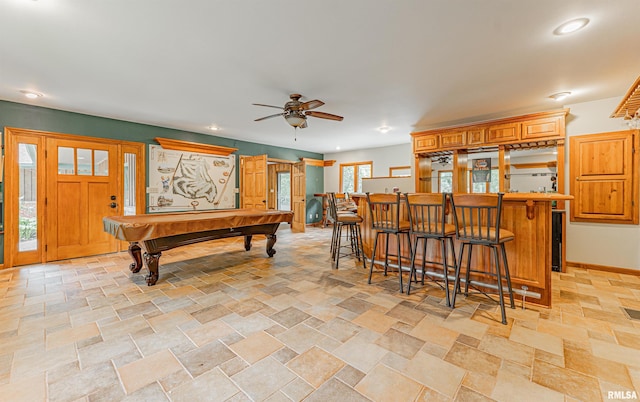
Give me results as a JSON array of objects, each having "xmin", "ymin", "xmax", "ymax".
[
  {"xmin": 323, "ymin": 143, "xmax": 412, "ymax": 193},
  {"xmin": 564, "ymin": 96, "xmax": 640, "ymax": 271}
]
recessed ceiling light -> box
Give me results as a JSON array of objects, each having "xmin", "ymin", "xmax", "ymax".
[
  {"xmin": 20, "ymin": 90, "xmax": 43, "ymax": 99},
  {"xmin": 549, "ymin": 92, "xmax": 571, "ymax": 101},
  {"xmin": 208, "ymin": 126, "xmax": 220, "ymax": 131},
  {"xmin": 553, "ymin": 18, "xmax": 589, "ymax": 35},
  {"xmin": 378, "ymin": 126, "xmax": 391, "ymax": 134},
  {"xmin": 336, "ymin": 146, "xmax": 341, "ymax": 150}
]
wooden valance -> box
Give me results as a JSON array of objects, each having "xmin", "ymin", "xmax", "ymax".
[
  {"xmin": 154, "ymin": 137, "xmax": 237, "ymax": 156},
  {"xmin": 299, "ymin": 157, "xmax": 335, "ymax": 167}
]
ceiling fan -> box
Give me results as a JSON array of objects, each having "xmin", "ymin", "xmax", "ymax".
[{"xmin": 253, "ymin": 94, "xmax": 344, "ymax": 131}]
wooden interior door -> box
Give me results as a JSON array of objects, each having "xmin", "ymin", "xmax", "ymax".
[
  {"xmin": 291, "ymin": 161, "xmax": 306, "ymax": 233},
  {"xmin": 240, "ymin": 154, "xmax": 268, "ymax": 209},
  {"xmin": 45, "ymin": 137, "xmax": 120, "ymax": 260}
]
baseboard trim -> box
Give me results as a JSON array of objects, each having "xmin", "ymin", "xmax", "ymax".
[{"xmin": 566, "ymin": 260, "xmax": 640, "ymax": 276}]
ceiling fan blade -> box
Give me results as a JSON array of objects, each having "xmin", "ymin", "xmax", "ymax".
[
  {"xmin": 254, "ymin": 112, "xmax": 285, "ymax": 121},
  {"xmin": 300, "ymin": 99, "xmax": 324, "ymax": 110},
  {"xmin": 252, "ymin": 103, "xmax": 284, "ymax": 110},
  {"xmin": 306, "ymin": 111, "xmax": 344, "ymax": 121}
]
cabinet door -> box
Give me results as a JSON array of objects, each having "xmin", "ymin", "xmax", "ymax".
[
  {"xmin": 440, "ymin": 131, "xmax": 466, "ymax": 149},
  {"xmin": 521, "ymin": 116, "xmax": 563, "ymax": 140},
  {"xmin": 466, "ymin": 129, "xmax": 486, "ymax": 146},
  {"xmin": 487, "ymin": 123, "xmax": 520, "ymax": 143},
  {"xmin": 570, "ymin": 130, "xmax": 638, "ymax": 224},
  {"xmin": 414, "ymin": 134, "xmax": 439, "ymax": 152}
]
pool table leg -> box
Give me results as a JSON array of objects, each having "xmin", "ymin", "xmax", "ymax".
[
  {"xmin": 266, "ymin": 234, "xmax": 277, "ymax": 257},
  {"xmin": 143, "ymin": 252, "xmax": 161, "ymax": 286},
  {"xmin": 244, "ymin": 235, "xmax": 253, "ymax": 251},
  {"xmin": 128, "ymin": 243, "xmax": 143, "ymax": 273}
]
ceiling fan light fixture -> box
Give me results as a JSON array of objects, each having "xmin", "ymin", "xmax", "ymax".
[{"xmin": 284, "ymin": 111, "xmax": 306, "ymax": 127}]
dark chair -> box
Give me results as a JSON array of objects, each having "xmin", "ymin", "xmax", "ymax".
[
  {"xmin": 450, "ymin": 193, "xmax": 515, "ymax": 325},
  {"xmin": 327, "ymin": 192, "xmax": 365, "ymax": 269},
  {"xmin": 404, "ymin": 193, "xmax": 457, "ymax": 305},
  {"xmin": 366, "ymin": 192, "xmax": 412, "ymax": 292}
]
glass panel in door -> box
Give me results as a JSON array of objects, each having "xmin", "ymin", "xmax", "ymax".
[
  {"xmin": 123, "ymin": 152, "xmax": 137, "ymax": 215},
  {"xmin": 277, "ymin": 172, "xmax": 291, "ymax": 210},
  {"xmin": 18, "ymin": 143, "xmax": 38, "ymax": 252}
]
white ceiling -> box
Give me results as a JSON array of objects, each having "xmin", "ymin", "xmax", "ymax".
[{"xmin": 2, "ymin": 0, "xmax": 640, "ymax": 154}]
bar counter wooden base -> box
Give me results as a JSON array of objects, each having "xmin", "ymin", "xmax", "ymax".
[{"xmin": 353, "ymin": 193, "xmax": 572, "ymax": 308}]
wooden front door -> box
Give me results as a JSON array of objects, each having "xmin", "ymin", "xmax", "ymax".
[
  {"xmin": 240, "ymin": 154, "xmax": 268, "ymax": 209},
  {"xmin": 45, "ymin": 137, "xmax": 120, "ymax": 260},
  {"xmin": 291, "ymin": 161, "xmax": 306, "ymax": 233}
]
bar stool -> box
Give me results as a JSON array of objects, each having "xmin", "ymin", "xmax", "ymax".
[
  {"xmin": 450, "ymin": 193, "xmax": 515, "ymax": 325},
  {"xmin": 366, "ymin": 192, "xmax": 412, "ymax": 292},
  {"xmin": 404, "ymin": 193, "xmax": 457, "ymax": 305},
  {"xmin": 327, "ymin": 192, "xmax": 365, "ymax": 269}
]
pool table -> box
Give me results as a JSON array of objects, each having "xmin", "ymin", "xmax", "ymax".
[{"xmin": 103, "ymin": 208, "xmax": 294, "ymax": 285}]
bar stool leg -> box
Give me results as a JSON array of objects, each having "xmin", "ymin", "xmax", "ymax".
[
  {"xmin": 384, "ymin": 233, "xmax": 390, "ymax": 276},
  {"xmin": 334, "ymin": 223, "xmax": 344, "ymax": 269},
  {"xmin": 420, "ymin": 238, "xmax": 428, "ymax": 285},
  {"xmin": 407, "ymin": 237, "xmax": 417, "ymax": 295},
  {"xmin": 440, "ymin": 238, "xmax": 451, "ymax": 307},
  {"xmin": 451, "ymin": 242, "xmax": 467, "ymax": 308},
  {"xmin": 500, "ymin": 243, "xmax": 516, "ymax": 309},
  {"xmin": 368, "ymin": 232, "xmax": 380, "ymax": 284},
  {"xmin": 357, "ymin": 225, "xmax": 366, "ymax": 268},
  {"xmin": 492, "ymin": 245, "xmax": 507, "ymax": 325},
  {"xmin": 330, "ymin": 220, "xmax": 338, "ymax": 259},
  {"xmin": 464, "ymin": 243, "xmax": 473, "ymax": 296},
  {"xmin": 448, "ymin": 237, "xmax": 460, "ymax": 295},
  {"xmin": 397, "ymin": 233, "xmax": 404, "ymax": 293}
]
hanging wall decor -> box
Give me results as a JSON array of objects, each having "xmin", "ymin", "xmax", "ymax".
[{"xmin": 148, "ymin": 144, "xmax": 236, "ymax": 212}]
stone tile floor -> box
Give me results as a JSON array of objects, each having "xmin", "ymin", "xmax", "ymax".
[{"xmin": 1, "ymin": 226, "xmax": 639, "ymax": 401}]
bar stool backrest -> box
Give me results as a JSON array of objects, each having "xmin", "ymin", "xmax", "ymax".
[
  {"xmin": 327, "ymin": 192, "xmax": 339, "ymax": 222},
  {"xmin": 450, "ymin": 193, "xmax": 506, "ymax": 244},
  {"xmin": 366, "ymin": 192, "xmax": 403, "ymax": 233},
  {"xmin": 405, "ymin": 193, "xmax": 449, "ymax": 237}
]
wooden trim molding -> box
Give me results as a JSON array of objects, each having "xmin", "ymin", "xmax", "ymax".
[
  {"xmin": 566, "ymin": 261, "xmax": 640, "ymax": 277},
  {"xmin": 297, "ymin": 158, "xmax": 335, "ymax": 167},
  {"xmin": 299, "ymin": 157, "xmax": 323, "ymax": 167},
  {"xmin": 267, "ymin": 157, "xmax": 296, "ymax": 164},
  {"xmin": 154, "ymin": 137, "xmax": 237, "ymax": 156},
  {"xmin": 611, "ymin": 75, "xmax": 640, "ymax": 118}
]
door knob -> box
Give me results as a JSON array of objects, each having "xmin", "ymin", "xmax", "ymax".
[{"xmin": 110, "ymin": 202, "xmax": 117, "ymax": 208}]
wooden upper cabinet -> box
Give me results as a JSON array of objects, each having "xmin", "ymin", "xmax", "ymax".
[
  {"xmin": 414, "ymin": 134, "xmax": 439, "ymax": 153},
  {"xmin": 487, "ymin": 122, "xmax": 521, "ymax": 143},
  {"xmin": 440, "ymin": 131, "xmax": 466, "ymax": 148},
  {"xmin": 411, "ymin": 109, "xmax": 567, "ymax": 154},
  {"xmin": 570, "ymin": 130, "xmax": 638, "ymax": 224},
  {"xmin": 466, "ymin": 128, "xmax": 486, "ymax": 146},
  {"xmin": 521, "ymin": 116, "xmax": 564, "ymax": 141}
]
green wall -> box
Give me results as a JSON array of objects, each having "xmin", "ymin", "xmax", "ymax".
[{"xmin": 0, "ymin": 100, "xmax": 325, "ymax": 264}]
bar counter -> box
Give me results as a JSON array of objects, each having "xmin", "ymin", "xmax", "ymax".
[{"xmin": 351, "ymin": 193, "xmax": 573, "ymax": 307}]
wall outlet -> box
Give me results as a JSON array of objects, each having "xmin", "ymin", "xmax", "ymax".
[
  {"xmin": 309, "ymin": 214, "xmax": 313, "ymax": 219},
  {"xmin": 315, "ymin": 213, "xmax": 319, "ymax": 218}
]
